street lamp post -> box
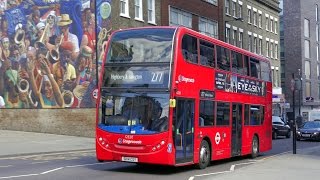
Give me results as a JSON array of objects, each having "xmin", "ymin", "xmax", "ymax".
[{"xmin": 291, "ymin": 73, "xmax": 297, "ymax": 154}]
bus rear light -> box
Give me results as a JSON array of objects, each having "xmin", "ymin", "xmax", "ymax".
[{"xmin": 152, "ymin": 147, "xmax": 156, "ymax": 151}]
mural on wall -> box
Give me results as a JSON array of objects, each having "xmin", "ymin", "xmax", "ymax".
[{"xmin": 0, "ymin": 0, "xmax": 112, "ymax": 109}]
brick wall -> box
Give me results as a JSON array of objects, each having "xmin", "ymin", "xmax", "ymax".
[{"xmin": 0, "ymin": 109, "xmax": 96, "ymax": 137}]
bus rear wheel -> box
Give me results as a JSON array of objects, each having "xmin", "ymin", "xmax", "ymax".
[
  {"xmin": 196, "ymin": 140, "xmax": 210, "ymax": 169},
  {"xmin": 251, "ymin": 136, "xmax": 259, "ymax": 158}
]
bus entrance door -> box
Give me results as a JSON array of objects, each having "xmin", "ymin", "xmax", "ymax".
[
  {"xmin": 231, "ymin": 103, "xmax": 242, "ymax": 156},
  {"xmin": 174, "ymin": 98, "xmax": 194, "ymax": 164}
]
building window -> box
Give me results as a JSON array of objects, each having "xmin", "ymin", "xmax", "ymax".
[
  {"xmin": 253, "ymin": 37, "xmax": 257, "ymax": 53},
  {"xmin": 239, "ymin": 31, "xmax": 243, "ymax": 48},
  {"xmin": 199, "ymin": 17, "xmax": 218, "ymax": 38},
  {"xmin": 270, "ymin": 43, "xmax": 273, "ymax": 58},
  {"xmin": 225, "ymin": 27, "xmax": 230, "ymax": 43},
  {"xmin": 134, "ymin": 0, "xmax": 143, "ymax": 20},
  {"xmin": 270, "ymin": 19, "xmax": 273, "ymax": 32},
  {"xmin": 274, "ymin": 21, "xmax": 278, "ymax": 34},
  {"xmin": 248, "ymin": 9, "xmax": 252, "ymax": 23},
  {"xmin": 120, "ymin": 0, "xmax": 129, "ymax": 17},
  {"xmin": 253, "ymin": 12, "xmax": 257, "ymax": 26},
  {"xmin": 317, "ymin": 4, "xmax": 319, "ymax": 22},
  {"xmin": 232, "ymin": 1, "xmax": 236, "ymax": 17},
  {"xmin": 225, "ymin": 0, "xmax": 230, "ymax": 15},
  {"xmin": 305, "ymin": 61, "xmax": 311, "ymax": 79},
  {"xmin": 265, "ymin": 17, "xmax": 269, "ymax": 31},
  {"xmin": 306, "ymin": 81, "xmax": 311, "ymax": 97},
  {"xmin": 305, "ymin": 40, "xmax": 310, "ymax": 58},
  {"xmin": 275, "ymin": 44, "xmax": 278, "ymax": 59},
  {"xmin": 238, "ymin": 4, "xmax": 242, "ymax": 18},
  {"xmin": 148, "ymin": 0, "xmax": 155, "ymax": 24},
  {"xmin": 266, "ymin": 41, "xmax": 269, "ymax": 57},
  {"xmin": 317, "ymin": 44, "xmax": 319, "ymax": 61},
  {"xmin": 317, "ymin": 24, "xmax": 319, "ymax": 42},
  {"xmin": 258, "ymin": 38, "xmax": 262, "ymax": 55},
  {"xmin": 248, "ymin": 35, "xmax": 252, "ymax": 51},
  {"xmin": 275, "ymin": 69, "xmax": 279, "ymax": 87},
  {"xmin": 232, "ymin": 29, "xmax": 237, "ymax": 45},
  {"xmin": 317, "ymin": 64, "xmax": 320, "ymax": 79},
  {"xmin": 258, "ymin": 14, "xmax": 262, "ymax": 28},
  {"xmin": 170, "ymin": 7, "xmax": 192, "ymax": 28},
  {"xmin": 304, "ymin": 19, "xmax": 310, "ymax": 38}
]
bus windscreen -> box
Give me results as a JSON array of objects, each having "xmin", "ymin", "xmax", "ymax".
[{"xmin": 106, "ymin": 28, "xmax": 176, "ymax": 63}]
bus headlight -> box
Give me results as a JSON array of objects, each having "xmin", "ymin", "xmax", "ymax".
[
  {"xmin": 152, "ymin": 140, "xmax": 166, "ymax": 151},
  {"xmin": 98, "ymin": 137, "xmax": 109, "ymax": 149}
]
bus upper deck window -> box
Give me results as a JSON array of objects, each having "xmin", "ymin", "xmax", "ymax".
[{"xmin": 182, "ymin": 35, "xmax": 198, "ymax": 64}]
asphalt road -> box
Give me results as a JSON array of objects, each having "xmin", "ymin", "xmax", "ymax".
[{"xmin": 0, "ymin": 137, "xmax": 319, "ymax": 180}]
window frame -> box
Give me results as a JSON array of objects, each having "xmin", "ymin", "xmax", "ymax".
[{"xmin": 120, "ymin": 0, "xmax": 130, "ymax": 18}]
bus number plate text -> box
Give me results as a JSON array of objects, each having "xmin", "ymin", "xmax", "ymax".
[{"xmin": 121, "ymin": 156, "xmax": 138, "ymax": 162}]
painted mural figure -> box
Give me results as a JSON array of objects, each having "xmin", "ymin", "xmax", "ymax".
[
  {"xmin": 27, "ymin": 54, "xmax": 63, "ymax": 108},
  {"xmin": 81, "ymin": 8, "xmax": 96, "ymax": 52},
  {"xmin": 57, "ymin": 14, "xmax": 79, "ymax": 61},
  {"xmin": 52, "ymin": 41, "xmax": 77, "ymax": 92},
  {"xmin": 27, "ymin": 8, "xmax": 41, "ymax": 46}
]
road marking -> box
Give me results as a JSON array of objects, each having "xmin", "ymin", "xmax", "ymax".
[
  {"xmin": 188, "ymin": 171, "xmax": 231, "ymax": 180},
  {"xmin": 230, "ymin": 162, "xmax": 255, "ymax": 171},
  {"xmin": 0, "ymin": 165, "xmax": 12, "ymax": 168},
  {"xmin": 0, "ymin": 161, "xmax": 113, "ymax": 179},
  {"xmin": 0, "ymin": 174, "xmax": 38, "ymax": 179},
  {"xmin": 40, "ymin": 167, "xmax": 64, "ymax": 174},
  {"xmin": 31, "ymin": 161, "xmax": 49, "ymax": 164}
]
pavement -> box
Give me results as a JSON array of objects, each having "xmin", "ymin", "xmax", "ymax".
[
  {"xmin": 1, "ymin": 130, "xmax": 320, "ymax": 180},
  {"xmin": 0, "ymin": 130, "xmax": 95, "ymax": 157}
]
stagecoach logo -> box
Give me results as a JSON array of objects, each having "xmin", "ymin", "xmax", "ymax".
[
  {"xmin": 178, "ymin": 75, "xmax": 195, "ymax": 83},
  {"xmin": 117, "ymin": 138, "xmax": 142, "ymax": 145}
]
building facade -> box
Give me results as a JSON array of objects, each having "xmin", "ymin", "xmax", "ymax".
[{"xmin": 282, "ymin": 0, "xmax": 320, "ymax": 121}]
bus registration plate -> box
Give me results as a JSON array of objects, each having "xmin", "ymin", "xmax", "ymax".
[{"xmin": 121, "ymin": 156, "xmax": 138, "ymax": 162}]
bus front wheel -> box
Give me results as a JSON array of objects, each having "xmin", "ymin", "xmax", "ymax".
[
  {"xmin": 251, "ymin": 136, "xmax": 259, "ymax": 158},
  {"xmin": 196, "ymin": 140, "xmax": 210, "ymax": 169}
]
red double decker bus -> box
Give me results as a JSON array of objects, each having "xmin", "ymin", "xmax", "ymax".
[{"xmin": 96, "ymin": 26, "xmax": 272, "ymax": 169}]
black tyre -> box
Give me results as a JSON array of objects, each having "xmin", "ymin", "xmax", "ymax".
[
  {"xmin": 196, "ymin": 140, "xmax": 210, "ymax": 169},
  {"xmin": 286, "ymin": 131, "xmax": 291, "ymax": 138},
  {"xmin": 272, "ymin": 131, "xmax": 277, "ymax": 139},
  {"xmin": 251, "ymin": 136, "xmax": 259, "ymax": 159}
]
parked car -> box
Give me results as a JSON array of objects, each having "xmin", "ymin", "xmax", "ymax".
[
  {"xmin": 296, "ymin": 120, "xmax": 320, "ymax": 141},
  {"xmin": 272, "ymin": 116, "xmax": 291, "ymax": 139}
]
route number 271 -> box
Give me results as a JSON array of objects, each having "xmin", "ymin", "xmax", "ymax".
[{"xmin": 151, "ymin": 72, "xmax": 163, "ymax": 83}]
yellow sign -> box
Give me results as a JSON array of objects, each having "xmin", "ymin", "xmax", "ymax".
[{"xmin": 169, "ymin": 99, "xmax": 176, "ymax": 108}]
